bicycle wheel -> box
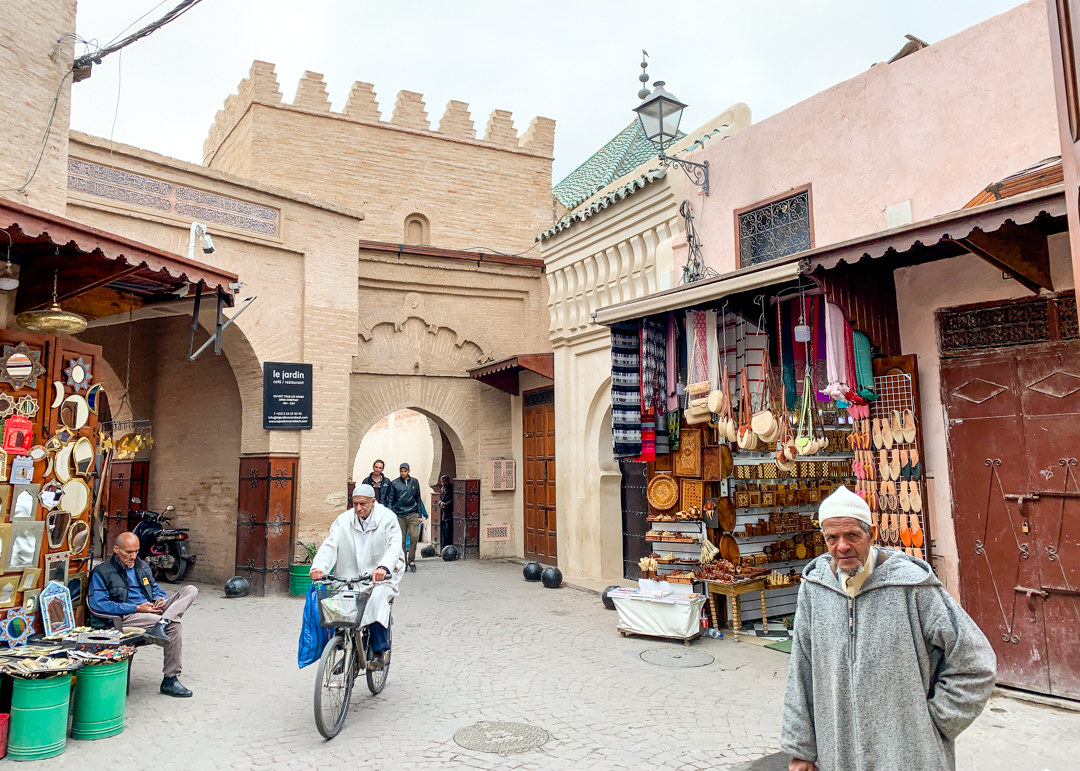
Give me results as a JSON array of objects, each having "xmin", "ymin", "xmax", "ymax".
[
  {"xmin": 365, "ymin": 616, "xmax": 392, "ymax": 695},
  {"xmin": 314, "ymin": 632, "xmax": 355, "ymax": 739}
]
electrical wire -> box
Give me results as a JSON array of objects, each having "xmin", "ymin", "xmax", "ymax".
[
  {"xmin": 457, "ymin": 239, "xmax": 543, "ymax": 259},
  {"xmin": 103, "ymin": 0, "xmax": 171, "ymax": 49},
  {"xmin": 74, "ymin": 0, "xmax": 205, "ymax": 70}
]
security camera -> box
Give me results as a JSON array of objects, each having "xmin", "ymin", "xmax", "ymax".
[
  {"xmin": 187, "ymin": 221, "xmax": 216, "ymax": 259},
  {"xmin": 200, "ymin": 233, "xmax": 215, "ymax": 254}
]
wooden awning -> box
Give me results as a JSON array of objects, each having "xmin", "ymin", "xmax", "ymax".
[
  {"xmin": 468, "ymin": 354, "xmax": 554, "ymax": 395},
  {"xmin": 0, "ymin": 197, "xmax": 239, "ymax": 320}
]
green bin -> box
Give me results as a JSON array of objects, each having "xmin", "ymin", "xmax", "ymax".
[
  {"xmin": 70, "ymin": 659, "xmax": 129, "ymax": 740},
  {"xmin": 8, "ymin": 673, "xmax": 72, "ymax": 761},
  {"xmin": 289, "ymin": 563, "xmax": 312, "ymax": 596}
]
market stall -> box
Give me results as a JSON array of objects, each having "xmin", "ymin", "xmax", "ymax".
[{"xmin": 604, "ymin": 282, "xmax": 933, "ymax": 637}]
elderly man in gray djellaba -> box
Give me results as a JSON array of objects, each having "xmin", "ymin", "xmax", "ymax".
[{"xmin": 782, "ymin": 486, "xmax": 996, "ymax": 771}]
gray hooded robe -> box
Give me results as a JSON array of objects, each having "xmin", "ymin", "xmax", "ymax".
[{"xmin": 781, "ymin": 549, "xmax": 996, "ymax": 771}]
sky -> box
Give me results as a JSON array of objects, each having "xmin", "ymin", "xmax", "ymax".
[{"xmin": 71, "ymin": 0, "xmax": 1029, "ymax": 184}]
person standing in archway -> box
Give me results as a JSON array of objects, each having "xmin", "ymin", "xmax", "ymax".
[
  {"xmin": 437, "ymin": 474, "xmax": 454, "ymax": 550},
  {"xmin": 362, "ymin": 459, "xmax": 390, "ymax": 505},
  {"xmin": 386, "ymin": 462, "xmax": 422, "ymax": 571}
]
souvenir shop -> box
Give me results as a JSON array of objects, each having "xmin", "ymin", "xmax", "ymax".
[{"xmin": 601, "ymin": 264, "xmax": 930, "ymax": 638}]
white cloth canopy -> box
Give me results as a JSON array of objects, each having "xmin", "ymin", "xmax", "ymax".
[{"xmin": 311, "ymin": 503, "xmax": 405, "ymax": 628}]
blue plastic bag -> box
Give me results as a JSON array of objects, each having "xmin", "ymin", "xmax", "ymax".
[{"xmin": 298, "ymin": 583, "xmax": 330, "ymax": 669}]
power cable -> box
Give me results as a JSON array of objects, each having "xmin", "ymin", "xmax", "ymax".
[{"xmin": 74, "ymin": 0, "xmax": 205, "ymax": 70}]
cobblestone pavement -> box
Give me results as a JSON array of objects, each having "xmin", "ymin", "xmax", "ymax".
[{"xmin": 36, "ymin": 559, "xmax": 1080, "ymax": 770}]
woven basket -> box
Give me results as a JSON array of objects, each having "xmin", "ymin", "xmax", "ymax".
[{"xmin": 647, "ymin": 474, "xmax": 680, "ymax": 510}]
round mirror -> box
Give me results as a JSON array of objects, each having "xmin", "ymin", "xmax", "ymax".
[
  {"xmin": 71, "ymin": 365, "xmax": 85, "ymax": 383},
  {"xmin": 0, "ymin": 394, "xmax": 15, "ymax": 418},
  {"xmin": 6, "ymin": 353, "xmax": 32, "ymax": 381},
  {"xmin": 60, "ymin": 479, "xmax": 90, "ymax": 516},
  {"xmin": 68, "ymin": 520, "xmax": 89, "ymax": 555},
  {"xmin": 7, "ymin": 616, "xmax": 25, "ymax": 638},
  {"xmin": 28, "ymin": 445, "xmax": 46, "ymax": 463}
]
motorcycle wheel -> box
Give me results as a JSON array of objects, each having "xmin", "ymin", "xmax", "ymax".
[{"xmin": 161, "ymin": 555, "xmax": 190, "ymax": 584}]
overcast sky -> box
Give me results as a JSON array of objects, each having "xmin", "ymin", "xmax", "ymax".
[{"xmin": 71, "ymin": 0, "xmax": 1028, "ymax": 183}]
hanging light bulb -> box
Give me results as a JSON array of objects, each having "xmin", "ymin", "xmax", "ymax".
[
  {"xmin": 0, "ymin": 230, "xmax": 17, "ymax": 291},
  {"xmin": 17, "ymin": 270, "xmax": 87, "ymax": 335}
]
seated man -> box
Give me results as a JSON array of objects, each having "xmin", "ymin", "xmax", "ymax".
[
  {"xmin": 87, "ymin": 532, "xmax": 198, "ymax": 697},
  {"xmin": 309, "ymin": 484, "xmax": 404, "ymax": 668}
]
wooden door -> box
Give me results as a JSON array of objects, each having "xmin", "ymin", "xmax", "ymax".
[
  {"xmin": 103, "ymin": 460, "xmax": 149, "ymax": 554},
  {"xmin": 942, "ymin": 340, "xmax": 1080, "ymax": 698},
  {"xmin": 235, "ymin": 456, "xmax": 298, "ymax": 596},
  {"xmin": 621, "ymin": 461, "xmax": 649, "ymax": 580},
  {"xmin": 523, "ymin": 388, "xmax": 556, "ymax": 565}
]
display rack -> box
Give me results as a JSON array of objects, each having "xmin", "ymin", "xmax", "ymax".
[{"xmin": 646, "ymin": 520, "xmax": 706, "ymax": 575}]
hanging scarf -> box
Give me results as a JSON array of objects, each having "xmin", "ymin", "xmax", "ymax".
[
  {"xmin": 666, "ymin": 313, "xmax": 678, "ymax": 412},
  {"xmin": 822, "ymin": 301, "xmax": 850, "ymax": 401},
  {"xmin": 610, "ymin": 322, "xmax": 642, "ymax": 458},
  {"xmin": 781, "ymin": 300, "xmax": 796, "ymax": 411}
]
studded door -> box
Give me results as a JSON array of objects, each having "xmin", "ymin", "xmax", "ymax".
[
  {"xmin": 523, "ymin": 388, "xmax": 557, "ymax": 565},
  {"xmin": 942, "ymin": 338, "xmax": 1080, "ymax": 698}
]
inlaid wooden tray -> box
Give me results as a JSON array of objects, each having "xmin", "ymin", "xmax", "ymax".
[{"xmin": 647, "ymin": 474, "xmax": 679, "ymax": 510}]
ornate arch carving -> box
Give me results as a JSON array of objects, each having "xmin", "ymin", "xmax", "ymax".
[{"xmin": 358, "ymin": 292, "xmax": 497, "ymax": 364}]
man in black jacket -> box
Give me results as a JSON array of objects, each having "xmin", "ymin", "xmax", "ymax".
[
  {"xmin": 386, "ymin": 462, "xmax": 422, "ymax": 571},
  {"xmin": 87, "ymin": 532, "xmax": 198, "ymax": 697}
]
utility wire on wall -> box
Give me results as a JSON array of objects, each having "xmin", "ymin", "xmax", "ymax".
[{"xmin": 0, "ymin": 0, "xmax": 205, "ymax": 196}]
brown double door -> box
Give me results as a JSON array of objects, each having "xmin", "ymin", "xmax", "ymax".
[
  {"xmin": 943, "ymin": 340, "xmax": 1080, "ymax": 699},
  {"xmin": 523, "ymin": 388, "xmax": 557, "ymax": 565}
]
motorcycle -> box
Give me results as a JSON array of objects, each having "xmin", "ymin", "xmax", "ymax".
[{"xmin": 130, "ymin": 498, "xmax": 197, "ymax": 583}]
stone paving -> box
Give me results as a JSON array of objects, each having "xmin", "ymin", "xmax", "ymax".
[{"xmin": 35, "ymin": 558, "xmax": 1080, "ymax": 770}]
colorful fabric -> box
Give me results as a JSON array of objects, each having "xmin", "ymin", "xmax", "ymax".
[
  {"xmin": 666, "ymin": 314, "xmax": 679, "ymax": 411},
  {"xmin": 667, "ymin": 411, "xmax": 680, "ymax": 452},
  {"xmin": 822, "ymin": 302, "xmax": 850, "ymax": 401},
  {"xmin": 853, "ymin": 331, "xmax": 877, "ymax": 401},
  {"xmin": 611, "ymin": 322, "xmax": 642, "ymax": 458}
]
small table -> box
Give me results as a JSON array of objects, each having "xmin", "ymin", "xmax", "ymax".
[{"xmin": 704, "ymin": 578, "xmax": 768, "ymax": 642}]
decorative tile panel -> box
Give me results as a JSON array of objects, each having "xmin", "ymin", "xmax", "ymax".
[{"xmin": 67, "ymin": 159, "xmax": 280, "ymax": 238}]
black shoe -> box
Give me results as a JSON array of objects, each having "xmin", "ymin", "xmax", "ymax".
[
  {"xmin": 144, "ymin": 621, "xmax": 171, "ymax": 647},
  {"xmin": 368, "ymin": 651, "xmax": 389, "ymax": 671},
  {"xmin": 160, "ymin": 676, "xmax": 192, "ymax": 697},
  {"xmin": 409, "ymin": 562, "xmax": 417, "ymax": 572}
]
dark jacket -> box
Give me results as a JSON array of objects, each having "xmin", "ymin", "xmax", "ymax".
[
  {"xmin": 361, "ymin": 473, "xmax": 391, "ymax": 504},
  {"xmin": 386, "ymin": 476, "xmax": 422, "ymax": 516},
  {"xmin": 439, "ymin": 482, "xmax": 454, "ymax": 517},
  {"xmin": 87, "ymin": 555, "xmax": 166, "ymax": 627}
]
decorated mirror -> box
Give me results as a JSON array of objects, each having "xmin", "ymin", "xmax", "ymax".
[
  {"xmin": 14, "ymin": 394, "xmax": 38, "ymax": 418},
  {"xmin": 21, "ymin": 589, "xmax": 40, "ymax": 615},
  {"xmin": 86, "ymin": 383, "xmax": 104, "ymax": 414},
  {"xmin": 0, "ymin": 576, "xmax": 17, "ymax": 609},
  {"xmin": 60, "ymin": 394, "xmax": 89, "ymax": 430},
  {"xmin": 28, "ymin": 445, "xmax": 46, "ymax": 463},
  {"xmin": 46, "ymin": 509, "xmax": 71, "ymax": 549},
  {"xmin": 67, "ymin": 572, "xmax": 86, "ymax": 607},
  {"xmin": 2, "ymin": 416, "xmax": 33, "ymax": 455},
  {"xmin": 0, "ymin": 486, "xmax": 9, "ymax": 519},
  {"xmin": 9, "ymin": 456, "xmax": 32, "ymax": 484},
  {"xmin": 44, "ymin": 552, "xmax": 68, "ymax": 584},
  {"xmin": 68, "ymin": 520, "xmax": 89, "ymax": 556},
  {"xmin": 51, "ymin": 381, "xmax": 64, "ymax": 409},
  {"xmin": 6, "ymin": 520, "xmax": 44, "ymax": 571},
  {"xmin": 0, "ymin": 393, "xmax": 15, "ymax": 419},
  {"xmin": 1, "ymin": 608, "xmax": 32, "ymax": 646},
  {"xmin": 73, "ymin": 437, "xmax": 93, "ymax": 476},
  {"xmin": 0, "ymin": 343, "xmax": 46, "ymax": 390},
  {"xmin": 60, "ymin": 479, "xmax": 90, "ymax": 516},
  {"xmin": 64, "ymin": 357, "xmax": 92, "ymax": 393},
  {"xmin": 39, "ymin": 480, "xmax": 62, "ymax": 510},
  {"xmin": 18, "ymin": 568, "xmax": 40, "ymax": 591},
  {"xmin": 44, "ymin": 427, "xmax": 74, "ymax": 453},
  {"xmin": 54, "ymin": 443, "xmax": 73, "ymax": 482},
  {"xmin": 39, "ymin": 581, "xmax": 74, "ymax": 638},
  {"xmin": 11, "ymin": 484, "xmax": 39, "ymax": 519}
]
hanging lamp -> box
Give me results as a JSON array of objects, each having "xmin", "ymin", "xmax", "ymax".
[
  {"xmin": 17, "ymin": 270, "xmax": 87, "ymax": 335},
  {"xmin": 0, "ymin": 230, "xmax": 17, "ymax": 291}
]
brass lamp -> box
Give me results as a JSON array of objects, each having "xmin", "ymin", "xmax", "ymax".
[{"xmin": 16, "ymin": 271, "xmax": 87, "ymax": 335}]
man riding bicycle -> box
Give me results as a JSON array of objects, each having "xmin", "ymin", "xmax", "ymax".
[{"xmin": 309, "ymin": 484, "xmax": 404, "ymax": 668}]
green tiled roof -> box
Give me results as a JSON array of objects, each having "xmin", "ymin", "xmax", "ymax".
[{"xmin": 552, "ymin": 121, "xmax": 681, "ymax": 212}]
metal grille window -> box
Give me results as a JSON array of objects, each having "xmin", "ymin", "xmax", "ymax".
[{"xmin": 738, "ymin": 190, "xmax": 812, "ymax": 267}]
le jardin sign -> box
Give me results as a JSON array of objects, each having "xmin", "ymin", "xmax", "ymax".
[{"xmin": 263, "ymin": 362, "xmax": 312, "ymax": 430}]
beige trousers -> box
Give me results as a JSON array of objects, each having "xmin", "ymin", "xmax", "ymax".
[
  {"xmin": 109, "ymin": 585, "xmax": 198, "ymax": 677},
  {"xmin": 398, "ymin": 513, "xmax": 420, "ymax": 564}
]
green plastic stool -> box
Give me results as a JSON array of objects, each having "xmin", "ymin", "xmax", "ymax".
[
  {"xmin": 70, "ymin": 659, "xmax": 129, "ymax": 740},
  {"xmin": 8, "ymin": 673, "xmax": 72, "ymax": 761}
]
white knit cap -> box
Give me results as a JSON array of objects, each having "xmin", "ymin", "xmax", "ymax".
[
  {"xmin": 818, "ymin": 486, "xmax": 873, "ymax": 526},
  {"xmin": 354, "ymin": 484, "xmax": 375, "ymax": 498}
]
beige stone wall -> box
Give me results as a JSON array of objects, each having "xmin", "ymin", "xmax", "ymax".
[
  {"xmin": 205, "ymin": 63, "xmax": 555, "ymax": 254},
  {"xmin": 0, "ymin": 0, "xmax": 75, "ymax": 213}
]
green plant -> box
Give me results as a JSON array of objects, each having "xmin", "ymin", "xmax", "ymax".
[{"xmin": 295, "ymin": 541, "xmax": 318, "ymax": 565}]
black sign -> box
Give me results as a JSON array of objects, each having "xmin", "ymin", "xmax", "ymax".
[{"xmin": 263, "ymin": 362, "xmax": 312, "ymax": 430}]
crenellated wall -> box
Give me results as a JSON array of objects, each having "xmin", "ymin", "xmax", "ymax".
[{"xmin": 203, "ymin": 61, "xmax": 555, "ymax": 254}]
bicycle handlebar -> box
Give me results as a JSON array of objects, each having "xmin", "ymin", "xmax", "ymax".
[{"xmin": 316, "ymin": 574, "xmax": 373, "ymax": 586}]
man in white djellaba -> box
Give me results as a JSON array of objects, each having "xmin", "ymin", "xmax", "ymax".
[{"xmin": 309, "ymin": 484, "xmax": 405, "ymax": 667}]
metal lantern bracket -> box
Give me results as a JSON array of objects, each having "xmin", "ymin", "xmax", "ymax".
[
  {"xmin": 188, "ymin": 282, "xmax": 257, "ymax": 362},
  {"xmin": 661, "ymin": 149, "xmax": 709, "ymax": 196}
]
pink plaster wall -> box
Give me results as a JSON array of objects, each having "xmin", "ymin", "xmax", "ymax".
[{"xmin": 685, "ymin": 1, "xmax": 1060, "ymax": 271}]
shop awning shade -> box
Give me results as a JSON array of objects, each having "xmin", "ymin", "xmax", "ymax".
[
  {"xmin": 0, "ymin": 198, "xmax": 238, "ymax": 320},
  {"xmin": 592, "ymin": 184, "xmax": 1066, "ymax": 325},
  {"xmin": 467, "ymin": 354, "xmax": 554, "ymax": 395}
]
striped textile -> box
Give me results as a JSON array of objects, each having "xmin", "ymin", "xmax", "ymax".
[{"xmin": 611, "ymin": 322, "xmax": 642, "ymax": 458}]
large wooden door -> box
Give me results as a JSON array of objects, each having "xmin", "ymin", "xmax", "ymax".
[
  {"xmin": 103, "ymin": 460, "xmax": 149, "ymax": 554},
  {"xmin": 943, "ymin": 340, "xmax": 1080, "ymax": 698},
  {"xmin": 235, "ymin": 456, "xmax": 298, "ymax": 596},
  {"xmin": 523, "ymin": 388, "xmax": 557, "ymax": 565}
]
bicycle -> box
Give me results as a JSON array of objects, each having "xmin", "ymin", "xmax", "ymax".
[{"xmin": 312, "ymin": 575, "xmax": 393, "ymax": 739}]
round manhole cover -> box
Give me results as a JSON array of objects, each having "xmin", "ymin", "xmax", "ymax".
[
  {"xmin": 639, "ymin": 648, "xmax": 715, "ymax": 668},
  {"xmin": 453, "ymin": 721, "xmax": 549, "ymax": 755}
]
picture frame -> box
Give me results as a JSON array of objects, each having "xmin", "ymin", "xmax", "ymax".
[
  {"xmin": 67, "ymin": 571, "xmax": 86, "ymax": 608},
  {"xmin": 45, "ymin": 551, "xmax": 69, "ymax": 585},
  {"xmin": 18, "ymin": 567, "xmax": 40, "ymax": 591},
  {"xmin": 9, "ymin": 455, "xmax": 33, "ymax": 484},
  {"xmin": 39, "ymin": 581, "xmax": 75, "ymax": 638},
  {"xmin": 5, "ymin": 520, "xmax": 43, "ymax": 572},
  {"xmin": 0, "ymin": 574, "xmax": 19, "ymax": 608}
]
